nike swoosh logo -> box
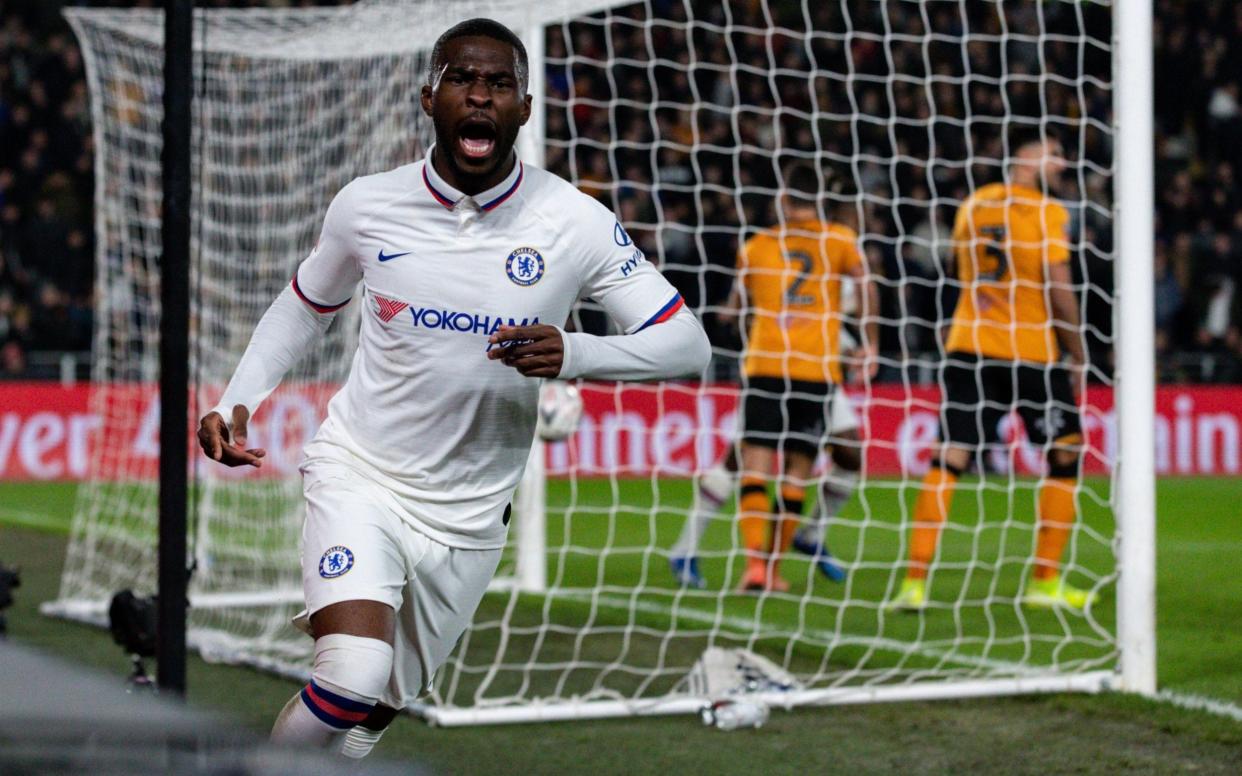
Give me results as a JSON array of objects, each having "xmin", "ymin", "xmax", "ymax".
[{"xmin": 378, "ymin": 249, "xmax": 412, "ymax": 262}]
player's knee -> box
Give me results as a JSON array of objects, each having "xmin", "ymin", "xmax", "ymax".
[
  {"xmin": 926, "ymin": 442, "xmax": 967, "ymax": 477},
  {"xmin": 776, "ymin": 483, "xmax": 805, "ymax": 516},
  {"xmin": 699, "ymin": 464, "xmax": 734, "ymax": 503},
  {"xmin": 303, "ymin": 634, "xmax": 394, "ymax": 730},
  {"xmin": 1047, "ymin": 447, "xmax": 1080, "ymax": 479},
  {"xmin": 831, "ymin": 442, "xmax": 862, "ymax": 473}
]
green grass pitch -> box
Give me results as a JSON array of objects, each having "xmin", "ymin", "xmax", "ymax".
[{"xmin": 1, "ymin": 477, "xmax": 1240, "ymax": 772}]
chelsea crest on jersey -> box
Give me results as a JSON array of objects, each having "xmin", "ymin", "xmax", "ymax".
[{"xmin": 290, "ymin": 148, "xmax": 685, "ymax": 550}]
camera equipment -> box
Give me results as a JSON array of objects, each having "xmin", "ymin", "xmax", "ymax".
[
  {"xmin": 0, "ymin": 561, "xmax": 20, "ymax": 637},
  {"xmin": 109, "ymin": 589, "xmax": 158, "ymax": 692}
]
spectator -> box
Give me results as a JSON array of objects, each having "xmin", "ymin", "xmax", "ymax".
[
  {"xmin": 0, "ymin": 289, "xmax": 19, "ymax": 342},
  {"xmin": 1154, "ymin": 240, "xmax": 1185, "ymax": 356},
  {"xmin": 1193, "ymin": 234, "xmax": 1238, "ymax": 375},
  {"xmin": 0, "ymin": 338, "xmax": 26, "ymax": 379}
]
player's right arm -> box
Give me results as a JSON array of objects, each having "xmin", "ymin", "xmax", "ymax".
[
  {"xmin": 198, "ymin": 184, "xmax": 363, "ymax": 467},
  {"xmin": 838, "ymin": 228, "xmax": 879, "ymax": 379},
  {"xmin": 719, "ymin": 281, "xmax": 744, "ymax": 331},
  {"xmin": 714, "ymin": 240, "xmax": 750, "ymax": 337}
]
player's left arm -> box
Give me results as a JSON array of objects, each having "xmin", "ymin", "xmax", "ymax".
[
  {"xmin": 842, "ymin": 231, "xmax": 880, "ymax": 379},
  {"xmin": 489, "ymin": 207, "xmax": 711, "ymax": 380},
  {"xmin": 1048, "ymin": 262, "xmax": 1085, "ymax": 364},
  {"xmin": 1044, "ymin": 204, "xmax": 1086, "ymax": 394}
]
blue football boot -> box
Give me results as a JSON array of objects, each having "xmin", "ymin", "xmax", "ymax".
[
  {"xmin": 791, "ymin": 527, "xmax": 847, "ymax": 582},
  {"xmin": 669, "ymin": 556, "xmax": 707, "ymax": 589}
]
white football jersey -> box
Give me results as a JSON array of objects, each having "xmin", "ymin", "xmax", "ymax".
[{"xmin": 295, "ymin": 148, "xmax": 685, "ymax": 549}]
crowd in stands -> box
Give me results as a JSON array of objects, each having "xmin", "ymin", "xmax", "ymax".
[
  {"xmin": 1152, "ymin": 2, "xmax": 1242, "ymax": 381},
  {"xmin": 0, "ymin": 0, "xmax": 1237, "ymax": 381},
  {"xmin": 0, "ymin": 4, "xmax": 93, "ymax": 378}
]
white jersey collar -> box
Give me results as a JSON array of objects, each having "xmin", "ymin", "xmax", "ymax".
[{"xmin": 422, "ymin": 144, "xmax": 524, "ymax": 213}]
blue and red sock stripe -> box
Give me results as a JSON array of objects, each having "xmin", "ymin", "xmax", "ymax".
[
  {"xmin": 299, "ymin": 679, "xmax": 374, "ymax": 730},
  {"xmin": 635, "ymin": 293, "xmax": 685, "ymax": 331},
  {"xmin": 291, "ymin": 275, "xmax": 350, "ymax": 314}
]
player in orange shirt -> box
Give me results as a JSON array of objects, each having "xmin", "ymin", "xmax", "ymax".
[
  {"xmin": 727, "ymin": 163, "xmax": 878, "ymax": 592},
  {"xmin": 890, "ymin": 130, "xmax": 1095, "ymax": 611}
]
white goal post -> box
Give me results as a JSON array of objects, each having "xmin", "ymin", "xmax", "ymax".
[
  {"xmin": 1112, "ymin": 0, "xmax": 1156, "ymax": 696},
  {"xmin": 45, "ymin": 0, "xmax": 1154, "ymax": 725}
]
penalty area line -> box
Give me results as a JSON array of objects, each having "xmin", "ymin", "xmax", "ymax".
[{"xmin": 1155, "ymin": 690, "xmax": 1242, "ymax": 723}]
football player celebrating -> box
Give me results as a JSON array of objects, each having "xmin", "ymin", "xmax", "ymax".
[
  {"xmin": 196, "ymin": 19, "xmax": 709, "ymax": 758},
  {"xmin": 888, "ymin": 129, "xmax": 1092, "ymax": 611}
]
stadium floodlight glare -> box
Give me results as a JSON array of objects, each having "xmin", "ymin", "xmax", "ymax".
[{"xmin": 45, "ymin": 0, "xmax": 1153, "ymax": 726}]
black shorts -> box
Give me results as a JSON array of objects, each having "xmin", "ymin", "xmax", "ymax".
[
  {"xmin": 741, "ymin": 376, "xmax": 835, "ymax": 456},
  {"xmin": 939, "ymin": 352, "xmax": 1081, "ymax": 447}
]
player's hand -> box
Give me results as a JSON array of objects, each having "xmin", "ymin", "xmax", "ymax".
[
  {"xmin": 849, "ymin": 342, "xmax": 879, "ymax": 383},
  {"xmin": 487, "ymin": 324, "xmax": 564, "ymax": 378},
  {"xmin": 859, "ymin": 342, "xmax": 880, "ymax": 381},
  {"xmin": 197, "ymin": 405, "xmax": 266, "ymax": 468},
  {"xmin": 1066, "ymin": 355, "xmax": 1087, "ymax": 404}
]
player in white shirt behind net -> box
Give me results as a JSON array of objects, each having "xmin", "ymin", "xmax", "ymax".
[{"xmin": 195, "ymin": 18, "xmax": 710, "ymax": 760}]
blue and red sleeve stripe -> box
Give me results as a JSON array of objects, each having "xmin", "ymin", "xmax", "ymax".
[
  {"xmin": 299, "ymin": 679, "xmax": 374, "ymax": 730},
  {"xmin": 291, "ymin": 274, "xmax": 350, "ymax": 314},
  {"xmin": 635, "ymin": 293, "xmax": 685, "ymax": 332}
]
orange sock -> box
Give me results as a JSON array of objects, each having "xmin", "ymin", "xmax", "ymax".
[
  {"xmin": 774, "ymin": 483, "xmax": 805, "ymax": 555},
  {"xmin": 909, "ymin": 466, "xmax": 958, "ymax": 579},
  {"xmin": 738, "ymin": 477, "xmax": 770, "ymax": 555},
  {"xmin": 1034, "ymin": 477, "xmax": 1076, "ymax": 580}
]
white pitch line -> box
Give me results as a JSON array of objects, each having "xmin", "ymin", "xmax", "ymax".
[
  {"xmin": 0, "ymin": 507, "xmax": 67, "ymax": 532},
  {"xmin": 1155, "ymin": 690, "xmax": 1242, "ymax": 723},
  {"xmin": 551, "ymin": 590, "xmax": 1034, "ymax": 675}
]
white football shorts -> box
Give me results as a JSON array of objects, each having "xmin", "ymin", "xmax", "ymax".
[
  {"xmin": 828, "ymin": 389, "xmax": 860, "ymax": 435},
  {"xmin": 297, "ymin": 461, "xmax": 502, "ymax": 710}
]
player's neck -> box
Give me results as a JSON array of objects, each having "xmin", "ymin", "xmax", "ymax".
[
  {"xmin": 1008, "ymin": 171, "xmax": 1041, "ymax": 192},
  {"xmin": 782, "ymin": 208, "xmax": 820, "ymax": 224},
  {"xmin": 429, "ymin": 145, "xmax": 517, "ymax": 196}
]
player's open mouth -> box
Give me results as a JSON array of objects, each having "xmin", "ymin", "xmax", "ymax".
[{"xmin": 458, "ymin": 120, "xmax": 497, "ymax": 161}]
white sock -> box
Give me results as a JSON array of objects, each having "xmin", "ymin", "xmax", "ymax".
[
  {"xmin": 672, "ymin": 463, "xmax": 732, "ymax": 558},
  {"xmin": 270, "ymin": 633, "xmax": 393, "ymax": 748},
  {"xmin": 799, "ymin": 469, "xmax": 859, "ymax": 547},
  {"xmin": 819, "ymin": 468, "xmax": 858, "ymax": 522},
  {"xmin": 339, "ymin": 724, "xmax": 386, "ymax": 759},
  {"xmin": 270, "ymin": 688, "xmax": 345, "ymax": 749}
]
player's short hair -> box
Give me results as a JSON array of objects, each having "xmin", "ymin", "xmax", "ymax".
[
  {"xmin": 781, "ymin": 162, "xmax": 822, "ymax": 203},
  {"xmin": 1006, "ymin": 125, "xmax": 1053, "ymax": 155},
  {"xmin": 428, "ymin": 18, "xmax": 529, "ymax": 94}
]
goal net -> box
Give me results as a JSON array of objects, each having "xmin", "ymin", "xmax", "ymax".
[
  {"xmin": 49, "ymin": 0, "xmax": 1141, "ymax": 724},
  {"xmin": 47, "ymin": 0, "xmax": 609, "ymax": 676}
]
